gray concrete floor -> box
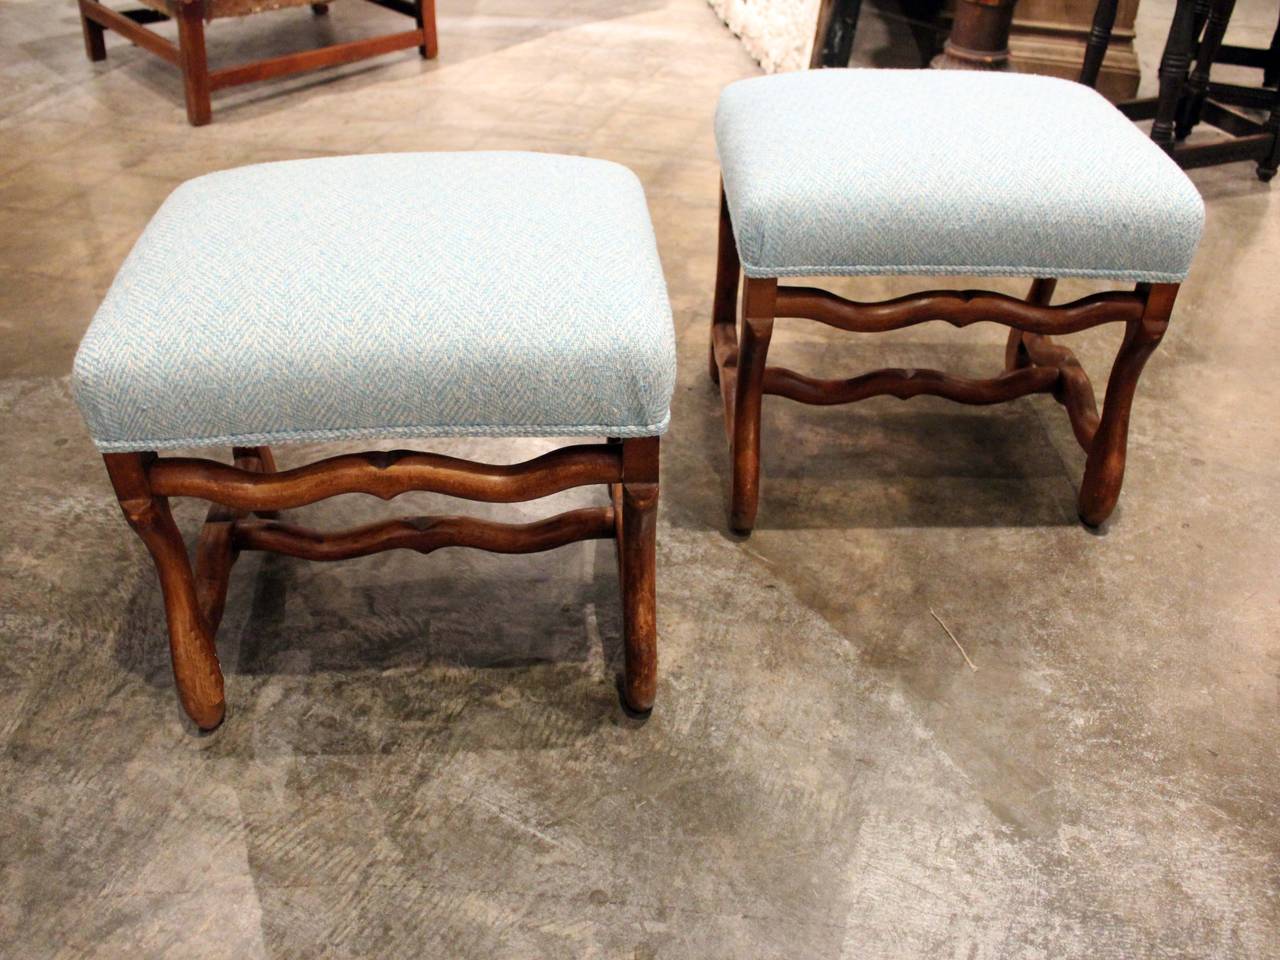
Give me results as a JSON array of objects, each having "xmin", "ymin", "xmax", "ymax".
[{"xmin": 2, "ymin": 0, "xmax": 1278, "ymax": 957}]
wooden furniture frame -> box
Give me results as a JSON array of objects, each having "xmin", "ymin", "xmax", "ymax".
[
  {"xmin": 103, "ymin": 437, "xmax": 660, "ymax": 730},
  {"xmin": 1084, "ymin": 0, "xmax": 1280, "ymax": 180},
  {"xmin": 709, "ymin": 188, "xmax": 1179, "ymax": 533},
  {"xmin": 78, "ymin": 0, "xmax": 438, "ymax": 126}
]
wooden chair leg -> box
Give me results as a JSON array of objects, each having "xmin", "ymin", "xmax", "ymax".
[
  {"xmin": 311, "ymin": 3, "xmax": 330, "ymax": 14},
  {"xmin": 102, "ymin": 453, "xmax": 226, "ymax": 730},
  {"xmin": 1077, "ymin": 283, "xmax": 1177, "ymax": 527},
  {"xmin": 417, "ymin": 0, "xmax": 438, "ymax": 59},
  {"xmin": 1179, "ymin": 0, "xmax": 1236, "ymax": 139},
  {"xmin": 1258, "ymin": 91, "xmax": 1280, "ymax": 181},
  {"xmin": 1151, "ymin": 0, "xmax": 1199, "ymax": 152},
  {"xmin": 176, "ymin": 3, "xmax": 211, "ymax": 127},
  {"xmin": 619, "ymin": 437, "xmax": 659, "ymax": 713},
  {"xmin": 710, "ymin": 185, "xmax": 740, "ymax": 386},
  {"xmin": 79, "ymin": 0, "xmax": 107, "ymax": 61},
  {"xmin": 730, "ymin": 278, "xmax": 777, "ymax": 534},
  {"xmin": 1079, "ymin": 0, "xmax": 1119, "ymax": 87},
  {"xmin": 1005, "ymin": 277, "xmax": 1057, "ymax": 370}
]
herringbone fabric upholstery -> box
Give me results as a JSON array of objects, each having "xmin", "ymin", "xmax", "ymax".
[
  {"xmin": 715, "ymin": 70, "xmax": 1204, "ymax": 281},
  {"xmin": 73, "ymin": 152, "xmax": 676, "ymax": 452}
]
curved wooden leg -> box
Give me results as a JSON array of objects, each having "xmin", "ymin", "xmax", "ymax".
[
  {"xmin": 619, "ymin": 437, "xmax": 659, "ymax": 713},
  {"xmin": 710, "ymin": 184, "xmax": 740, "ymax": 386},
  {"xmin": 103, "ymin": 453, "xmax": 226, "ymax": 730},
  {"xmin": 730, "ymin": 278, "xmax": 777, "ymax": 534},
  {"xmin": 1077, "ymin": 283, "xmax": 1177, "ymax": 527},
  {"xmin": 1006, "ymin": 278, "xmax": 1057, "ymax": 370}
]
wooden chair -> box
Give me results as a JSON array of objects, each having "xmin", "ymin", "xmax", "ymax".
[
  {"xmin": 78, "ymin": 0, "xmax": 438, "ymax": 126},
  {"xmin": 1085, "ymin": 0, "xmax": 1280, "ymax": 180},
  {"xmin": 710, "ymin": 67, "xmax": 1203, "ymax": 532},
  {"xmin": 72, "ymin": 153, "xmax": 675, "ymax": 728}
]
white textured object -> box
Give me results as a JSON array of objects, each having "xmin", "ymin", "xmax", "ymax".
[{"xmin": 708, "ymin": 0, "xmax": 821, "ymax": 73}]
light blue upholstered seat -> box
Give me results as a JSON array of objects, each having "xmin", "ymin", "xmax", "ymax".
[
  {"xmin": 715, "ymin": 70, "xmax": 1204, "ymax": 281},
  {"xmin": 73, "ymin": 152, "xmax": 676, "ymax": 452}
]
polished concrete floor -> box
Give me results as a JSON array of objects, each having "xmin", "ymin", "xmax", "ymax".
[{"xmin": 2, "ymin": 0, "xmax": 1279, "ymax": 957}]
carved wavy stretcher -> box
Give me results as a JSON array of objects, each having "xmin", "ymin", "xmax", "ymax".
[
  {"xmin": 774, "ymin": 287, "xmax": 1145, "ymax": 334},
  {"xmin": 763, "ymin": 364, "xmax": 1061, "ymax": 406},
  {"xmin": 150, "ymin": 443, "xmax": 622, "ymax": 512},
  {"xmin": 232, "ymin": 507, "xmax": 616, "ymax": 562}
]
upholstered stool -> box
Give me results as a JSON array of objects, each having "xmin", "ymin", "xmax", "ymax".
[
  {"xmin": 710, "ymin": 69, "xmax": 1204, "ymax": 532},
  {"xmin": 73, "ymin": 151, "xmax": 676, "ymax": 729}
]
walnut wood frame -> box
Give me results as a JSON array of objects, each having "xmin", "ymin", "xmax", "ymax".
[
  {"xmin": 78, "ymin": 0, "xmax": 438, "ymax": 126},
  {"xmin": 102, "ymin": 437, "xmax": 659, "ymax": 729},
  {"xmin": 709, "ymin": 187, "xmax": 1178, "ymax": 533}
]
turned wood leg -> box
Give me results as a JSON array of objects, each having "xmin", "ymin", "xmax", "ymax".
[
  {"xmin": 176, "ymin": 3, "xmax": 211, "ymax": 127},
  {"xmin": 710, "ymin": 185, "xmax": 741, "ymax": 386},
  {"xmin": 1151, "ymin": 0, "xmax": 1199, "ymax": 152},
  {"xmin": 103, "ymin": 453, "xmax": 226, "ymax": 730},
  {"xmin": 1179, "ymin": 0, "xmax": 1236, "ymax": 139},
  {"xmin": 79, "ymin": 0, "xmax": 107, "ymax": 61},
  {"xmin": 417, "ymin": 0, "xmax": 438, "ymax": 59},
  {"xmin": 618, "ymin": 437, "xmax": 659, "ymax": 713},
  {"xmin": 730, "ymin": 278, "xmax": 777, "ymax": 534},
  {"xmin": 1079, "ymin": 0, "xmax": 1119, "ymax": 87},
  {"xmin": 1077, "ymin": 283, "xmax": 1177, "ymax": 527},
  {"xmin": 1005, "ymin": 277, "xmax": 1057, "ymax": 370}
]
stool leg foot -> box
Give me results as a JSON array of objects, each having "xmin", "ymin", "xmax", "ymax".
[
  {"xmin": 730, "ymin": 278, "xmax": 777, "ymax": 535},
  {"xmin": 618, "ymin": 438, "xmax": 658, "ymax": 713},
  {"xmin": 1077, "ymin": 283, "xmax": 1176, "ymax": 527},
  {"xmin": 104, "ymin": 453, "xmax": 226, "ymax": 731}
]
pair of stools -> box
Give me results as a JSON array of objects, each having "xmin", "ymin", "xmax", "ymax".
[{"xmin": 72, "ymin": 71, "xmax": 1204, "ymax": 730}]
